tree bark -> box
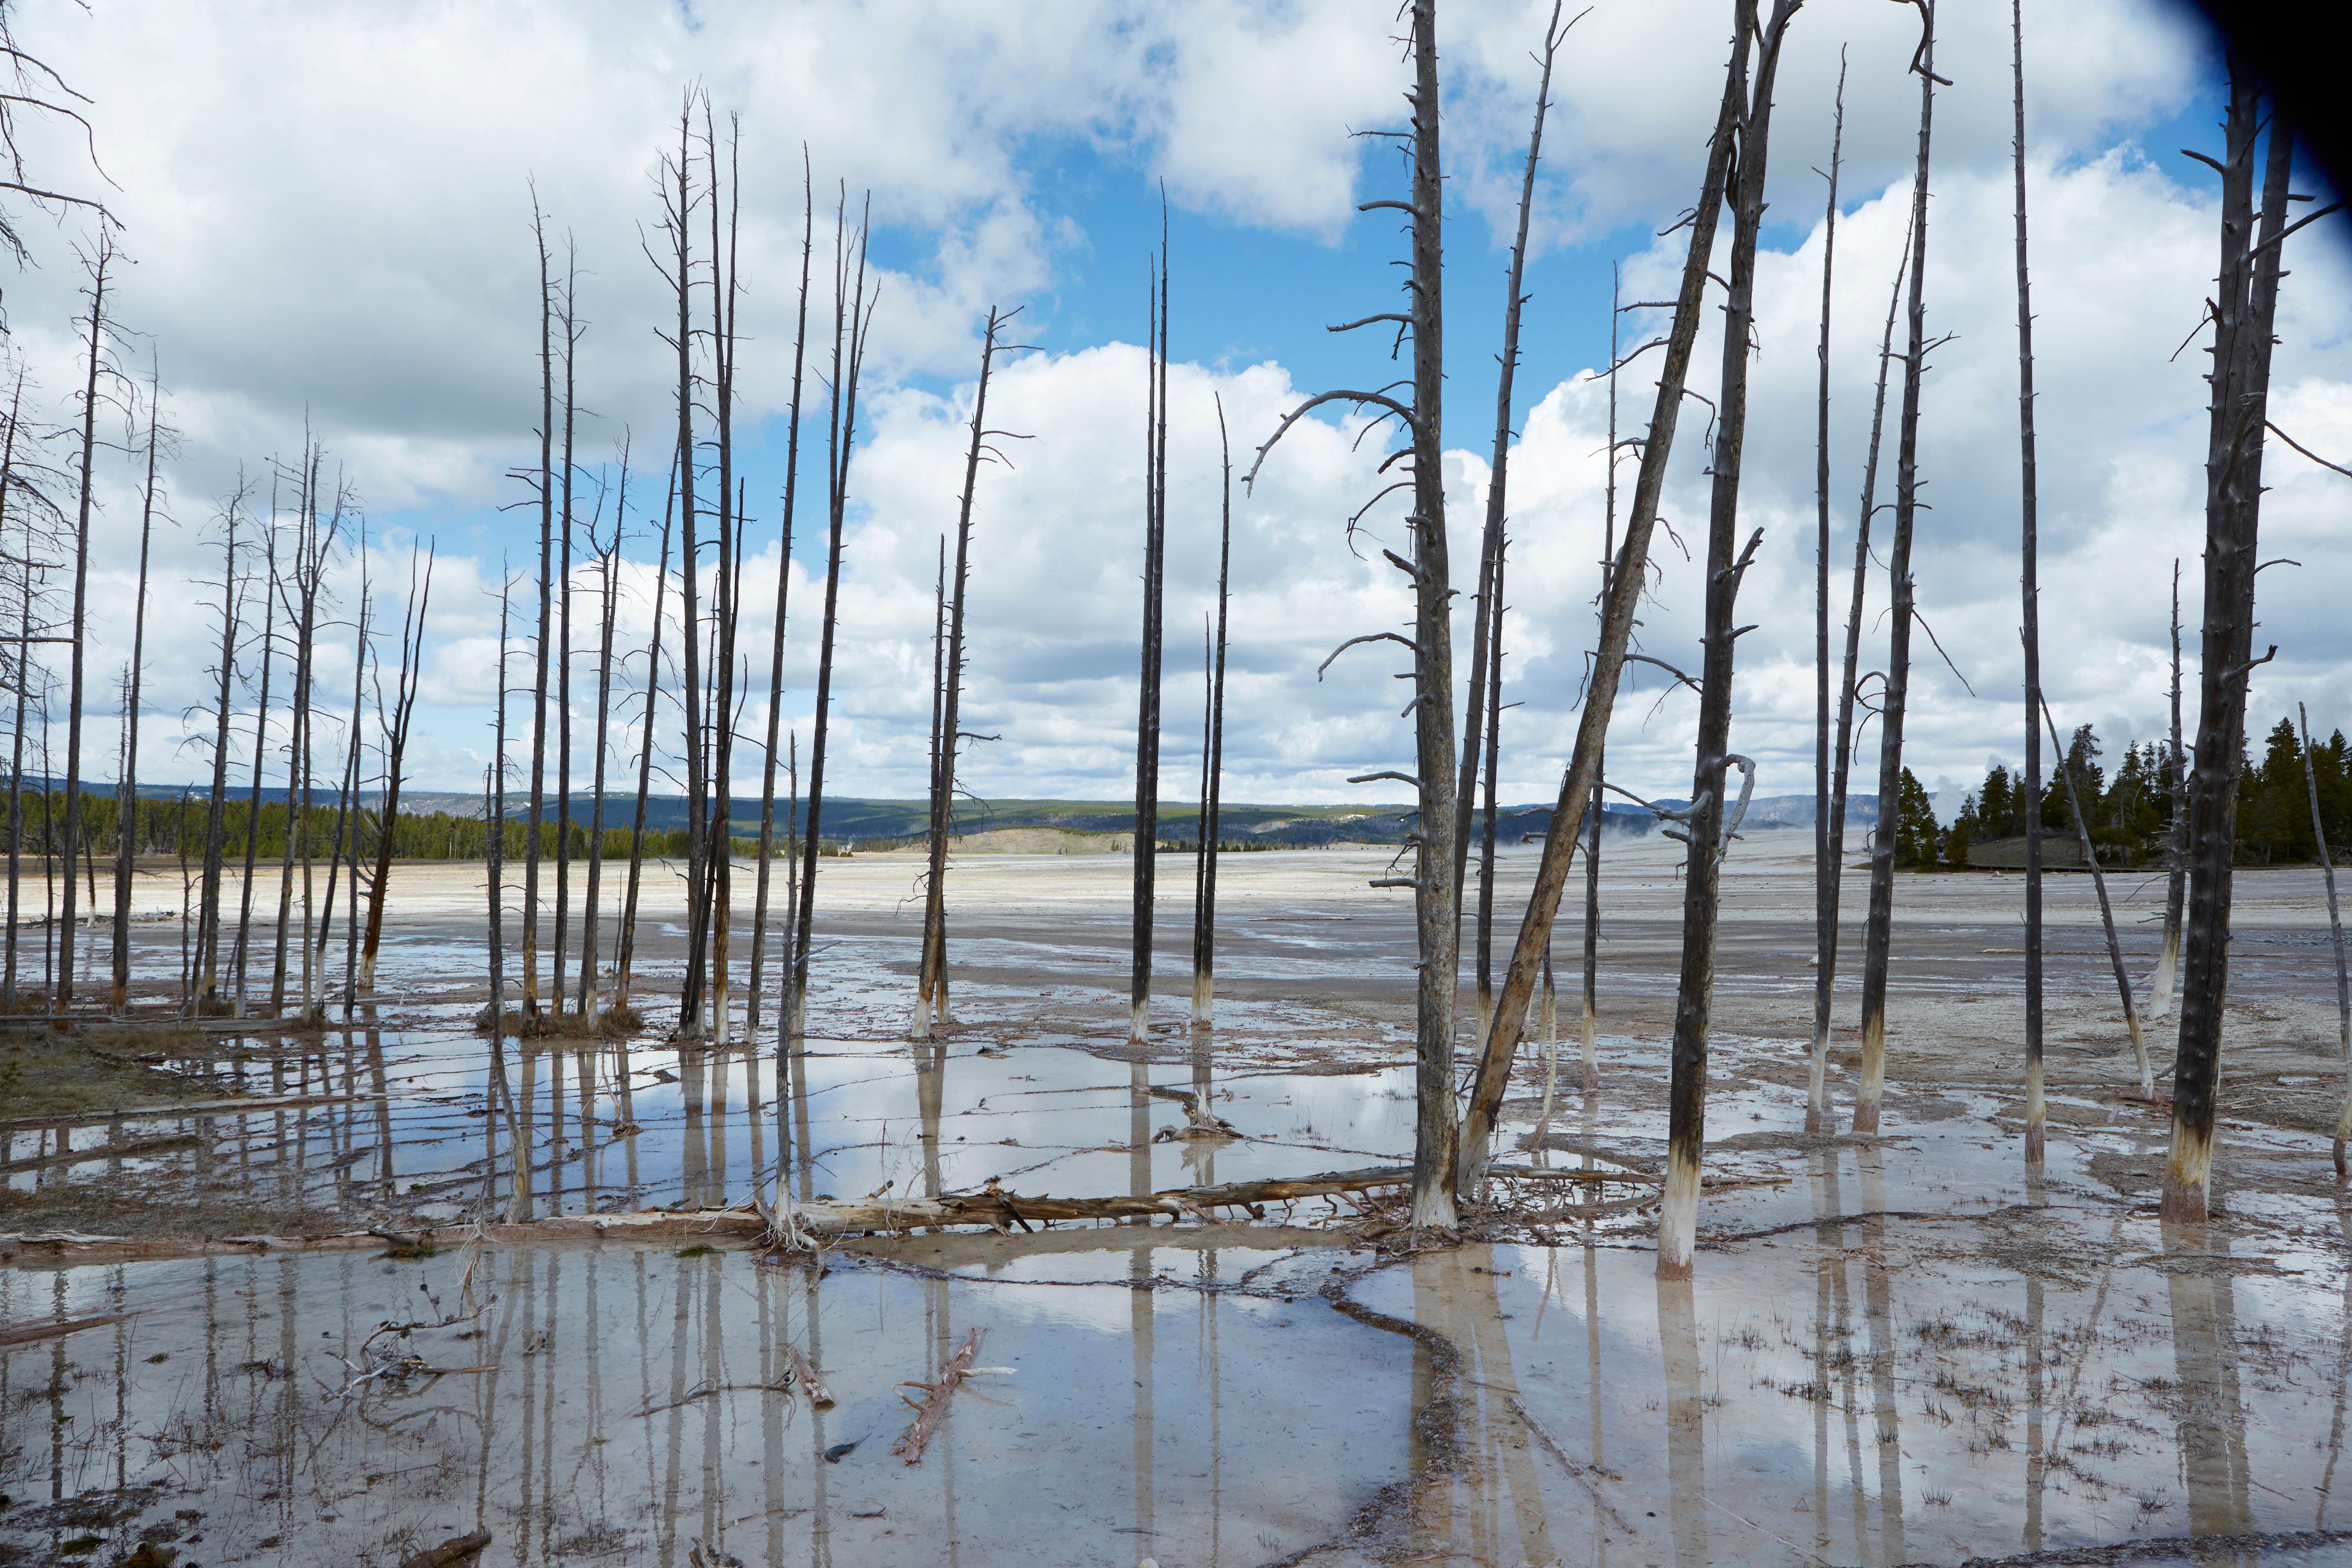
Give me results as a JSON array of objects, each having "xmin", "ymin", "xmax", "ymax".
[
  {"xmin": 553, "ymin": 238, "xmax": 580, "ymax": 1018},
  {"xmin": 1189, "ymin": 397, "xmax": 1232, "ymax": 1027},
  {"xmin": 231, "ymin": 520, "xmax": 277, "ymax": 1014},
  {"xmin": 576, "ymin": 454, "xmax": 624, "ymax": 1019},
  {"xmin": 615, "ymin": 483, "xmax": 673, "ymax": 1019},
  {"xmin": 2013, "ymin": 0, "xmax": 2048, "ymax": 1162},
  {"xmin": 1809, "ymin": 61, "xmax": 1846, "ymax": 1129},
  {"xmin": 919, "ymin": 307, "xmax": 1007, "ymax": 1039},
  {"xmin": 2, "ymin": 373, "xmax": 29, "ymax": 1010},
  {"xmin": 2044, "ymin": 701, "xmax": 2152, "ymax": 1097},
  {"xmin": 662, "ymin": 100, "xmax": 706, "ymax": 1040},
  {"xmin": 109, "ymin": 362, "xmax": 159, "ymax": 1016},
  {"xmin": 1129, "ymin": 244, "xmax": 1167, "ymax": 1048},
  {"xmin": 1852, "ymin": 4, "xmax": 1940, "ymax": 1138},
  {"xmin": 704, "ymin": 114, "xmax": 742, "ymax": 1047},
  {"xmin": 1813, "ymin": 232, "xmax": 1911, "ymax": 1129},
  {"xmin": 2302, "ymin": 704, "xmax": 2352, "ymax": 1171},
  {"xmin": 360, "ymin": 548, "xmax": 432, "ymax": 993},
  {"xmin": 523, "ymin": 194, "xmax": 553, "ymax": 1021},
  {"xmin": 195, "ymin": 489, "xmax": 244, "ymax": 1009},
  {"xmin": 1457, "ymin": 17, "xmax": 1746, "ymax": 1186},
  {"xmin": 2165, "ymin": 71, "xmax": 2293, "ymax": 1224},
  {"xmin": 750, "ymin": 158, "xmax": 813, "ymax": 1040},
  {"xmin": 56, "ymin": 237, "xmax": 111, "ymax": 1020},
  {"xmin": 2154, "ymin": 559, "xmax": 2187, "ymax": 1017},
  {"xmin": 1658, "ymin": 0, "xmax": 1797, "ymax": 1280},
  {"xmin": 789, "ymin": 193, "xmax": 871, "ymax": 1041}
]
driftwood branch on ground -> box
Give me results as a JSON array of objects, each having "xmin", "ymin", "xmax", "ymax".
[
  {"xmin": 894, "ymin": 1326, "xmax": 982, "ymax": 1464},
  {"xmin": 398, "ymin": 1532, "xmax": 490, "ymax": 1568},
  {"xmin": 784, "ymin": 1341, "xmax": 834, "ymax": 1408},
  {"xmin": 0, "ymin": 1311, "xmax": 136, "ymax": 1348}
]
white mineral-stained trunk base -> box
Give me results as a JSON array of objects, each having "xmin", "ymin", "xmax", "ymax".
[
  {"xmin": 2025, "ymin": 1053, "xmax": 2045, "ymax": 1165},
  {"xmin": 1806, "ymin": 1019, "xmax": 1829, "ymax": 1131},
  {"xmin": 2149, "ymin": 933, "xmax": 2180, "ymax": 1020},
  {"xmin": 2163, "ymin": 1110, "xmax": 2214, "ymax": 1223},
  {"xmin": 1579, "ymin": 998, "xmax": 1597, "ymax": 1091},
  {"xmin": 1128, "ymin": 998, "xmax": 1149, "ymax": 1046},
  {"xmin": 1189, "ymin": 970, "xmax": 1211, "ymax": 1028},
  {"xmin": 2127, "ymin": 1011, "xmax": 2152, "ymax": 1099},
  {"xmin": 1656, "ymin": 1145, "xmax": 1700, "ymax": 1279},
  {"xmin": 1408, "ymin": 1178, "xmax": 1457, "ymax": 1230},
  {"xmin": 1852, "ymin": 1012, "xmax": 1886, "ymax": 1135}
]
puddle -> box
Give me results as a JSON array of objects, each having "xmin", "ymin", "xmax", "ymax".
[{"xmin": 0, "ymin": 1238, "xmax": 1410, "ymax": 1565}]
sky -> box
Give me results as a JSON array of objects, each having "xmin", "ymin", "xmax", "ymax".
[{"xmin": 0, "ymin": 0, "xmax": 2346, "ymax": 816}]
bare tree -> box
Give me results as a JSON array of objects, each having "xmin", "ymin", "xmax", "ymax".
[
  {"xmin": 613, "ymin": 480, "xmax": 673, "ymax": 1022},
  {"xmin": 2298, "ymin": 703, "xmax": 2352, "ymax": 1170},
  {"xmin": 1459, "ymin": 13, "xmax": 1748, "ymax": 1194},
  {"xmin": 1250, "ymin": 0, "xmax": 1459, "ymax": 1225},
  {"xmin": 2152, "ymin": 559, "xmax": 2186, "ymax": 1017},
  {"xmin": 552, "ymin": 236, "xmax": 581, "ymax": 1019},
  {"xmin": 1852, "ymin": 1, "xmax": 1942, "ymax": 1138},
  {"xmin": 750, "ymin": 156, "xmax": 814, "ymax": 1041},
  {"xmin": 787, "ymin": 189, "xmax": 874, "ymax": 1040},
  {"xmin": 1810, "ymin": 227, "xmax": 1911, "ymax": 1128},
  {"xmin": 1808, "ymin": 61, "xmax": 1846, "ymax": 1127},
  {"xmin": 702, "ymin": 109, "xmax": 744, "ymax": 1047},
  {"xmin": 575, "ymin": 450, "xmax": 626, "ymax": 1019},
  {"xmin": 55, "ymin": 234, "xmax": 117, "ymax": 1019},
  {"xmin": 1130, "ymin": 240, "xmax": 1168, "ymax": 1049},
  {"xmin": 522, "ymin": 191, "xmax": 554, "ymax": 1023},
  {"xmin": 1656, "ymin": 0, "xmax": 1798, "ymax": 1281},
  {"xmin": 108, "ymin": 356, "xmax": 160, "ymax": 1015},
  {"xmin": 1189, "ymin": 397, "xmax": 1232, "ymax": 1027},
  {"xmin": 2043, "ymin": 702, "xmax": 2151, "ymax": 1096},
  {"xmin": 0, "ymin": 368, "xmax": 36, "ymax": 1010},
  {"xmin": 1460, "ymin": 0, "xmax": 1568, "ymax": 1051},
  {"xmin": 359, "ymin": 543, "xmax": 432, "ymax": 993},
  {"xmin": 918, "ymin": 306, "xmax": 1013, "ymax": 1039},
  {"xmin": 229, "ymin": 506, "xmax": 276, "ymax": 1014},
  {"xmin": 193, "ymin": 480, "xmax": 250, "ymax": 1010},
  {"xmin": 2164, "ymin": 70, "xmax": 2312, "ymax": 1224},
  {"xmin": 2012, "ymin": 0, "xmax": 2049, "ymax": 1163}
]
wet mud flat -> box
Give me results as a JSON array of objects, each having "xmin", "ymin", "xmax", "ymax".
[{"xmin": 4, "ymin": 839, "xmax": 2352, "ymax": 1564}]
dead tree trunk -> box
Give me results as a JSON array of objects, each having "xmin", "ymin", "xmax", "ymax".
[
  {"xmin": 1852, "ymin": 3, "xmax": 1940, "ymax": 1138},
  {"xmin": 2299, "ymin": 705, "xmax": 2352, "ymax": 1171},
  {"xmin": 1458, "ymin": 0, "xmax": 1566, "ymax": 1044},
  {"xmin": 655, "ymin": 99, "xmax": 710, "ymax": 1040},
  {"xmin": 488, "ymin": 564, "xmax": 515, "ymax": 1023},
  {"xmin": 523, "ymin": 193, "xmax": 553, "ymax": 1022},
  {"xmin": 1244, "ymin": 2, "xmax": 1466, "ymax": 1221},
  {"xmin": 2041, "ymin": 701, "xmax": 2151, "ymax": 1096},
  {"xmin": 1809, "ymin": 62, "xmax": 1846, "ymax": 1127},
  {"xmin": 2154, "ymin": 560, "xmax": 2187, "ymax": 1017},
  {"xmin": 360, "ymin": 547, "xmax": 432, "ymax": 992},
  {"xmin": 1475, "ymin": 535, "xmax": 1504, "ymax": 1042},
  {"xmin": 268, "ymin": 453, "xmax": 318, "ymax": 1016},
  {"xmin": 788, "ymin": 192, "xmax": 872, "ymax": 1041},
  {"xmin": 576, "ymin": 453, "xmax": 625, "ymax": 1019},
  {"xmin": 1657, "ymin": 0, "xmax": 1797, "ymax": 1280},
  {"xmin": 56, "ymin": 236, "xmax": 114, "ymax": 1020},
  {"xmin": 614, "ymin": 482, "xmax": 673, "ymax": 1021},
  {"xmin": 750, "ymin": 159, "xmax": 813, "ymax": 1040},
  {"xmin": 704, "ymin": 114, "xmax": 742, "ymax": 1046},
  {"xmin": 2, "ymin": 373, "xmax": 31, "ymax": 1011},
  {"xmin": 2012, "ymin": 0, "xmax": 2050, "ymax": 1163},
  {"xmin": 1189, "ymin": 397, "xmax": 1232, "ymax": 1028},
  {"xmin": 1129, "ymin": 246, "xmax": 1167, "ymax": 1049},
  {"xmin": 2165, "ymin": 71, "xmax": 2298, "ymax": 1225},
  {"xmin": 1458, "ymin": 13, "xmax": 1746, "ymax": 1189},
  {"xmin": 109, "ymin": 359, "xmax": 160, "ymax": 1015},
  {"xmin": 195, "ymin": 486, "xmax": 247, "ymax": 1009},
  {"xmin": 918, "ymin": 307, "xmax": 1009, "ymax": 1039},
  {"xmin": 553, "ymin": 237, "xmax": 581, "ymax": 1018},
  {"xmin": 232, "ymin": 514, "xmax": 276, "ymax": 1014},
  {"xmin": 1812, "ymin": 230, "xmax": 1911, "ymax": 1128}
]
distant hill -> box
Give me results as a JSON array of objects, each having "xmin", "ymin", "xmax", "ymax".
[{"xmin": 81, "ymin": 784, "xmax": 1893, "ymax": 848}]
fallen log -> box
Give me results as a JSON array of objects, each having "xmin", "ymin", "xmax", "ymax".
[
  {"xmin": 399, "ymin": 1530, "xmax": 490, "ymax": 1568},
  {"xmin": 893, "ymin": 1327, "xmax": 982, "ymax": 1464},
  {"xmin": 0, "ymin": 1311, "xmax": 137, "ymax": 1349},
  {"xmin": 785, "ymin": 1166, "xmax": 1414, "ymax": 1235},
  {"xmin": 784, "ymin": 1342, "xmax": 834, "ymax": 1408}
]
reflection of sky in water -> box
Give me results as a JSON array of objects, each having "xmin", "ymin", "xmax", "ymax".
[
  {"xmin": 0, "ymin": 1241, "xmax": 1411, "ymax": 1565},
  {"xmin": 0, "ymin": 1032, "xmax": 1425, "ymax": 1223}
]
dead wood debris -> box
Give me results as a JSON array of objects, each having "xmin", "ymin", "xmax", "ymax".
[
  {"xmin": 399, "ymin": 1530, "xmax": 490, "ymax": 1568},
  {"xmin": 892, "ymin": 1326, "xmax": 982, "ymax": 1464}
]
